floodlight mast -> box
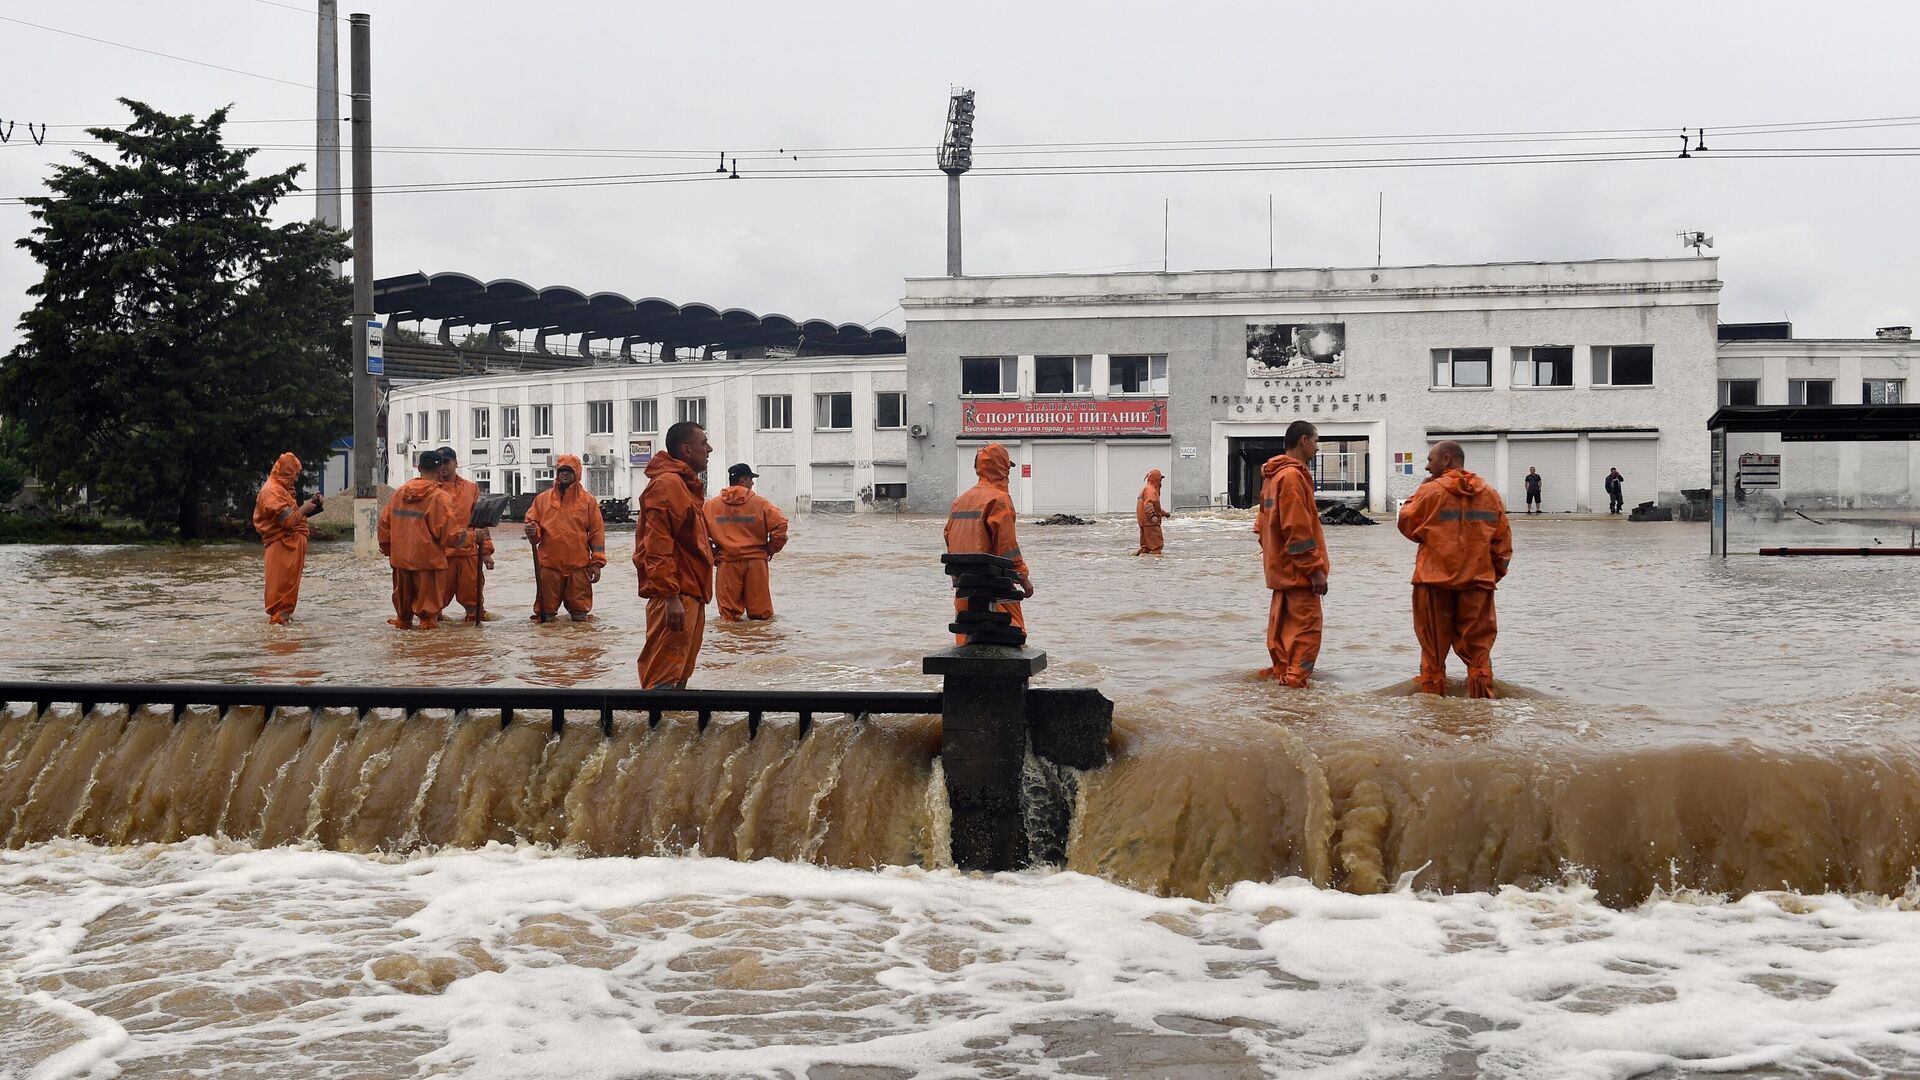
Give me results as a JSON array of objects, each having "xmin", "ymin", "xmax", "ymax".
[{"xmin": 939, "ymin": 89, "xmax": 975, "ymax": 277}]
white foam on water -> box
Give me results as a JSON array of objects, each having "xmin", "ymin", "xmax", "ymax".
[{"xmin": 3, "ymin": 841, "xmax": 1919, "ymax": 1079}]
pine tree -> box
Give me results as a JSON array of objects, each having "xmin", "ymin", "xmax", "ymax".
[{"xmin": 0, "ymin": 99, "xmax": 351, "ymax": 539}]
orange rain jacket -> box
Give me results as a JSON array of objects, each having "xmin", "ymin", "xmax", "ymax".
[
  {"xmin": 703, "ymin": 484, "xmax": 790, "ymax": 563},
  {"xmin": 1396, "ymin": 468, "xmax": 1513, "ymax": 589},
  {"xmin": 253, "ymin": 453, "xmax": 310, "ymax": 548},
  {"xmin": 635, "ymin": 452, "xmax": 715, "ymax": 603},
  {"xmin": 1136, "ymin": 470, "xmax": 1167, "ymax": 528},
  {"xmin": 438, "ymin": 473, "xmax": 495, "ymax": 560},
  {"xmin": 945, "ymin": 444, "xmax": 1029, "ymax": 580},
  {"xmin": 524, "ymin": 454, "xmax": 607, "ymax": 573},
  {"xmin": 1259, "ymin": 455, "xmax": 1329, "ymax": 591},
  {"xmin": 378, "ymin": 477, "xmax": 457, "ymax": 570}
]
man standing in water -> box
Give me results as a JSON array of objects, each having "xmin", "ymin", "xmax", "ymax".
[
  {"xmin": 1259, "ymin": 421, "xmax": 1328, "ymax": 687},
  {"xmin": 1397, "ymin": 440, "xmax": 1513, "ymax": 698},
  {"xmin": 636, "ymin": 422, "xmax": 715, "ymax": 687},
  {"xmin": 378, "ymin": 450, "xmax": 458, "ymax": 630},
  {"xmin": 252, "ymin": 452, "xmax": 323, "ymax": 625},
  {"xmin": 945, "ymin": 442, "xmax": 1035, "ymax": 643},
  {"xmin": 523, "ymin": 454, "xmax": 607, "ymax": 622},
  {"xmin": 1134, "ymin": 468, "xmax": 1172, "ymax": 555},
  {"xmin": 703, "ymin": 462, "xmax": 788, "ymax": 621},
  {"xmin": 434, "ymin": 447, "xmax": 495, "ymax": 623}
]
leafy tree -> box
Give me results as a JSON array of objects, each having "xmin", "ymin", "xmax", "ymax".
[
  {"xmin": 0, "ymin": 421, "xmax": 27, "ymax": 505},
  {"xmin": 0, "ymin": 99, "xmax": 350, "ymax": 538}
]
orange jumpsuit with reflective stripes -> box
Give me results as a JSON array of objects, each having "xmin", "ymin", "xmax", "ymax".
[
  {"xmin": 945, "ymin": 443, "xmax": 1030, "ymax": 644},
  {"xmin": 378, "ymin": 478, "xmax": 457, "ymax": 629},
  {"xmin": 1135, "ymin": 469, "xmax": 1168, "ymax": 555},
  {"xmin": 1259, "ymin": 455, "xmax": 1330, "ymax": 687},
  {"xmin": 523, "ymin": 454, "xmax": 607, "ymax": 621},
  {"xmin": 1397, "ymin": 468, "xmax": 1513, "ymax": 697},
  {"xmin": 252, "ymin": 453, "xmax": 310, "ymax": 625},
  {"xmin": 703, "ymin": 484, "xmax": 789, "ymax": 621},
  {"xmin": 635, "ymin": 453, "xmax": 715, "ymax": 687},
  {"xmin": 437, "ymin": 473, "xmax": 495, "ymax": 622}
]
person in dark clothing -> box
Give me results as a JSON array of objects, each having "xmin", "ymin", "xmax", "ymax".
[
  {"xmin": 1605, "ymin": 468, "xmax": 1625, "ymax": 514},
  {"xmin": 1523, "ymin": 467, "xmax": 1542, "ymax": 515}
]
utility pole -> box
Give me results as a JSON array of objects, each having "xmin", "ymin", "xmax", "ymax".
[
  {"xmin": 349, "ymin": 12, "xmax": 377, "ymax": 555},
  {"xmin": 315, "ymin": 0, "xmax": 341, "ymax": 254},
  {"xmin": 937, "ymin": 89, "xmax": 975, "ymax": 277}
]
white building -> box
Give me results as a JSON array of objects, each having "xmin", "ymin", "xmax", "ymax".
[
  {"xmin": 387, "ymin": 354, "xmax": 911, "ymax": 513},
  {"xmin": 903, "ymin": 258, "xmax": 1722, "ymax": 516}
]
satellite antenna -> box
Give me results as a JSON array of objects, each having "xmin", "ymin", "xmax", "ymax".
[{"xmin": 1679, "ymin": 230, "xmax": 1713, "ymax": 255}]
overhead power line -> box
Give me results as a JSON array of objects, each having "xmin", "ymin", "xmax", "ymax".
[{"xmin": 0, "ymin": 14, "xmax": 334, "ymax": 94}]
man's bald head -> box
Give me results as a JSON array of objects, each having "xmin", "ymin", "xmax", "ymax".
[{"xmin": 1426, "ymin": 441, "xmax": 1464, "ymax": 479}]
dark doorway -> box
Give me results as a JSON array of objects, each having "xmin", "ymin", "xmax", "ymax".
[{"xmin": 1228, "ymin": 438, "xmax": 1288, "ymax": 508}]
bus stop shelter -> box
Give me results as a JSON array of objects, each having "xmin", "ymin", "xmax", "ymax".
[{"xmin": 1708, "ymin": 405, "xmax": 1920, "ymax": 556}]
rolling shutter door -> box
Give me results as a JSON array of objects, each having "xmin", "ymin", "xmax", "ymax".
[
  {"xmin": 811, "ymin": 464, "xmax": 852, "ymax": 501},
  {"xmin": 1031, "ymin": 442, "xmax": 1097, "ymax": 514},
  {"xmin": 1508, "ymin": 438, "xmax": 1577, "ymax": 512},
  {"xmin": 1588, "ymin": 438, "xmax": 1659, "ymax": 511},
  {"xmin": 1432, "ymin": 438, "xmax": 1495, "ymax": 481},
  {"xmin": 1105, "ymin": 442, "xmax": 1173, "ymax": 514}
]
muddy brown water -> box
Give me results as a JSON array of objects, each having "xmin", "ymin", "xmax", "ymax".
[{"xmin": 2, "ymin": 514, "xmax": 1919, "ymax": 904}]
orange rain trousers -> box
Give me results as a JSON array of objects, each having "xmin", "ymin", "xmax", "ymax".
[
  {"xmin": 1412, "ymin": 584, "xmax": 1498, "ymax": 698},
  {"xmin": 533, "ymin": 566, "xmax": 594, "ymax": 621},
  {"xmin": 715, "ymin": 558, "xmax": 775, "ymax": 621},
  {"xmin": 263, "ymin": 535, "xmax": 307, "ymax": 624},
  {"xmin": 638, "ymin": 595, "xmax": 707, "ymax": 688},
  {"xmin": 441, "ymin": 556, "xmax": 486, "ymax": 621},
  {"xmin": 1136, "ymin": 523, "xmax": 1164, "ymax": 555},
  {"xmin": 1267, "ymin": 588, "xmax": 1322, "ymax": 687},
  {"xmin": 389, "ymin": 568, "xmax": 442, "ymax": 629}
]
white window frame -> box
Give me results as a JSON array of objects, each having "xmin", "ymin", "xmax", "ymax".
[
  {"xmin": 404, "ymin": 413, "xmax": 414, "ymax": 443},
  {"xmin": 532, "ymin": 404, "xmax": 553, "ymax": 437},
  {"xmin": 501, "ymin": 406, "xmax": 520, "ymax": 438},
  {"xmin": 417, "ymin": 412, "xmax": 430, "ymax": 443},
  {"xmin": 1864, "ymin": 378, "xmax": 1905, "ymax": 405},
  {"xmin": 631, "ymin": 398, "xmax": 658, "ymax": 433},
  {"xmin": 1510, "ymin": 346, "xmax": 1574, "ymax": 389},
  {"xmin": 814, "ymin": 391, "xmax": 853, "ymax": 431},
  {"xmin": 1591, "ymin": 345, "xmax": 1656, "ymax": 387},
  {"xmin": 1108, "ymin": 354, "xmax": 1168, "ymax": 395},
  {"xmin": 471, "ymin": 407, "xmax": 490, "ymax": 439},
  {"xmin": 435, "ymin": 410, "xmax": 451, "ymax": 441},
  {"xmin": 586, "ymin": 466, "xmax": 615, "ymax": 497},
  {"xmin": 758, "ymin": 394, "xmax": 793, "ymax": 431},
  {"xmin": 1034, "ymin": 355, "xmax": 1093, "ymax": 396},
  {"xmin": 875, "ymin": 391, "xmax": 906, "ymax": 429},
  {"xmin": 1719, "ymin": 379, "xmax": 1761, "ymax": 406},
  {"xmin": 1431, "ymin": 348, "xmax": 1493, "ymax": 389},
  {"xmin": 1788, "ymin": 378, "xmax": 1834, "ymax": 406},
  {"xmin": 503, "ymin": 470, "xmax": 524, "ymax": 496},
  {"xmin": 961, "ymin": 356, "xmax": 1018, "ymax": 397},
  {"xmin": 533, "ymin": 467, "xmax": 556, "ymax": 492},
  {"xmin": 473, "ymin": 469, "xmax": 492, "ymax": 494},
  {"xmin": 587, "ymin": 399, "xmax": 614, "ymax": 435},
  {"xmin": 676, "ymin": 397, "xmax": 707, "ymax": 427}
]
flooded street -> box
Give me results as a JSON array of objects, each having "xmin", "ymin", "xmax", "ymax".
[{"xmin": 3, "ymin": 513, "xmax": 1920, "ymax": 1078}]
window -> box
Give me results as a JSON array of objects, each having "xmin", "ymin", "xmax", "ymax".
[
  {"xmin": 961, "ymin": 356, "xmax": 1018, "ymax": 396},
  {"xmin": 872, "ymin": 482, "xmax": 907, "ymax": 500},
  {"xmin": 1109, "ymin": 354, "xmax": 1168, "ymax": 395},
  {"xmin": 471, "ymin": 408, "xmax": 490, "ymax": 439},
  {"xmin": 1719, "ymin": 379, "xmax": 1760, "ymax": 406},
  {"xmin": 532, "ymin": 404, "xmax": 553, "ymax": 437},
  {"xmin": 1788, "ymin": 379, "xmax": 1833, "ymax": 405},
  {"xmin": 1431, "ymin": 348, "xmax": 1492, "ymax": 388},
  {"xmin": 1865, "ymin": 378, "xmax": 1905, "ymax": 404},
  {"xmin": 417, "ymin": 412, "xmax": 430, "ymax": 443},
  {"xmin": 504, "ymin": 470, "xmax": 524, "ymax": 496},
  {"xmin": 533, "ymin": 467, "xmax": 555, "ymax": 492},
  {"xmin": 758, "ymin": 394, "xmax": 793, "ymax": 431},
  {"xmin": 631, "ymin": 398, "xmax": 658, "ymax": 433},
  {"xmin": 473, "ymin": 470, "xmax": 491, "ymax": 494},
  {"xmin": 404, "ymin": 413, "xmax": 414, "ymax": 444},
  {"xmin": 435, "ymin": 410, "xmax": 450, "ymax": 440},
  {"xmin": 587, "ymin": 400, "xmax": 614, "ymax": 435},
  {"xmin": 875, "ymin": 391, "xmax": 906, "ymax": 429},
  {"xmin": 587, "ymin": 467, "xmax": 615, "ymax": 497},
  {"xmin": 1510, "ymin": 346, "xmax": 1573, "ymax": 388},
  {"xmin": 501, "ymin": 406, "xmax": 520, "ymax": 438},
  {"xmin": 677, "ymin": 397, "xmax": 707, "ymax": 427},
  {"xmin": 1592, "ymin": 345, "xmax": 1655, "ymax": 386},
  {"xmin": 1034, "ymin": 355, "xmax": 1092, "ymax": 395},
  {"xmin": 815, "ymin": 392, "xmax": 853, "ymax": 430}
]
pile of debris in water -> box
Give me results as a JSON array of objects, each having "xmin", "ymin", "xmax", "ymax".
[
  {"xmin": 1031, "ymin": 514, "xmax": 1093, "ymax": 526},
  {"xmin": 1317, "ymin": 502, "xmax": 1378, "ymax": 526}
]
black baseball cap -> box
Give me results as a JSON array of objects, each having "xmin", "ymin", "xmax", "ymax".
[
  {"xmin": 417, "ymin": 450, "xmax": 443, "ymax": 470},
  {"xmin": 435, "ymin": 445, "xmax": 457, "ymax": 461},
  {"xmin": 728, "ymin": 463, "xmax": 759, "ymax": 483}
]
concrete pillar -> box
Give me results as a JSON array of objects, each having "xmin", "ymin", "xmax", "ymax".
[{"xmin": 923, "ymin": 645, "xmax": 1047, "ymax": 871}]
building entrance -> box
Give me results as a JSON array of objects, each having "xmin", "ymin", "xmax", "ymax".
[
  {"xmin": 1228, "ymin": 438, "xmax": 1288, "ymax": 508},
  {"xmin": 1228, "ymin": 435, "xmax": 1371, "ymax": 508}
]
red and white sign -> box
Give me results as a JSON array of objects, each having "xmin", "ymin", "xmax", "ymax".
[{"xmin": 960, "ymin": 398, "xmax": 1169, "ymax": 437}]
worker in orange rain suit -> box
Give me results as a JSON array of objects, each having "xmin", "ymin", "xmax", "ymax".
[
  {"xmin": 252, "ymin": 452, "xmax": 324, "ymax": 625},
  {"xmin": 1397, "ymin": 440, "xmax": 1514, "ymax": 698},
  {"xmin": 945, "ymin": 442, "xmax": 1035, "ymax": 644},
  {"xmin": 433, "ymin": 447, "xmax": 495, "ymax": 622},
  {"xmin": 523, "ymin": 454, "xmax": 608, "ymax": 622},
  {"xmin": 1134, "ymin": 468, "xmax": 1173, "ymax": 555},
  {"xmin": 1259, "ymin": 420, "xmax": 1330, "ymax": 687},
  {"xmin": 378, "ymin": 450, "xmax": 460, "ymax": 629},
  {"xmin": 703, "ymin": 461, "xmax": 789, "ymax": 621},
  {"xmin": 635, "ymin": 421, "xmax": 716, "ymax": 688}
]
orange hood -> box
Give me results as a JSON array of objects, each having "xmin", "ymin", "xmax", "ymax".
[
  {"xmin": 1145, "ymin": 469, "xmax": 1163, "ymax": 487},
  {"xmin": 1263, "ymin": 454, "xmax": 1309, "ymax": 482},
  {"xmin": 720, "ymin": 484, "xmax": 754, "ymax": 507},
  {"xmin": 556, "ymin": 453, "xmax": 584, "ymax": 476},
  {"xmin": 1431, "ymin": 468, "xmax": 1489, "ymax": 498},
  {"xmin": 270, "ymin": 452, "xmax": 301, "ymax": 486},
  {"xmin": 396, "ymin": 477, "xmax": 441, "ymax": 503},
  {"xmin": 974, "ymin": 443, "xmax": 1012, "ymax": 488}
]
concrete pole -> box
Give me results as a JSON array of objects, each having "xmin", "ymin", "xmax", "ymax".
[
  {"xmin": 349, "ymin": 13, "xmax": 378, "ymax": 555},
  {"xmin": 946, "ymin": 172, "xmax": 962, "ymax": 277},
  {"xmin": 315, "ymin": 1, "xmax": 342, "ymax": 248}
]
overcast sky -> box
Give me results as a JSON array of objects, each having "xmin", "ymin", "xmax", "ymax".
[{"xmin": 2, "ymin": 0, "xmax": 1916, "ymax": 350}]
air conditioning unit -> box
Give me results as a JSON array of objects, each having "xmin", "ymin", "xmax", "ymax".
[{"xmin": 909, "ymin": 423, "xmax": 928, "ymax": 438}]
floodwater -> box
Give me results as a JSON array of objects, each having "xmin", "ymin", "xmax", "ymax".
[{"xmin": 3, "ymin": 513, "xmax": 1920, "ymax": 1078}]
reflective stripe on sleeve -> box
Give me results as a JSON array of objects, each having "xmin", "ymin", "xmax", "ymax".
[
  {"xmin": 589, "ymin": 544, "xmax": 606, "ymax": 552},
  {"xmin": 1000, "ymin": 546, "xmax": 1021, "ymax": 559},
  {"xmin": 277, "ymin": 507, "xmax": 295, "ymax": 522},
  {"xmin": 1286, "ymin": 538, "xmax": 1318, "ymax": 555},
  {"xmin": 1261, "ymin": 499, "xmax": 1273, "ymax": 509}
]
